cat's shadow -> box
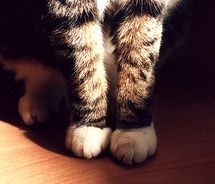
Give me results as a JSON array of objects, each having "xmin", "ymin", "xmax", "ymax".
[
  {"xmin": 0, "ymin": 69, "xmax": 122, "ymax": 163},
  {"xmin": 0, "ymin": 68, "xmax": 157, "ymax": 168}
]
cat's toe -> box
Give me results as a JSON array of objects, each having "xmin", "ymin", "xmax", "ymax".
[
  {"xmin": 65, "ymin": 125, "xmax": 112, "ymax": 158},
  {"xmin": 18, "ymin": 95, "xmax": 50, "ymax": 125},
  {"xmin": 18, "ymin": 91, "xmax": 64, "ymax": 125},
  {"xmin": 110, "ymin": 124, "xmax": 157, "ymax": 165}
]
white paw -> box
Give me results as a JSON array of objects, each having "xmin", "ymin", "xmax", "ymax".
[
  {"xmin": 110, "ymin": 124, "xmax": 157, "ymax": 165},
  {"xmin": 65, "ymin": 126, "xmax": 112, "ymax": 159}
]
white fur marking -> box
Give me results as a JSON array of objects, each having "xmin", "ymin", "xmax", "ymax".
[
  {"xmin": 96, "ymin": 0, "xmax": 108, "ymax": 18},
  {"xmin": 65, "ymin": 126, "xmax": 112, "ymax": 158},
  {"xmin": 110, "ymin": 124, "xmax": 157, "ymax": 164}
]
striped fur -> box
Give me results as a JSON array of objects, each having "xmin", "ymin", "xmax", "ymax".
[
  {"xmin": 47, "ymin": 0, "xmax": 108, "ymax": 127},
  {"xmin": 112, "ymin": 10, "xmax": 163, "ymax": 129},
  {"xmin": 46, "ymin": 0, "xmax": 184, "ymax": 129},
  {"xmin": 0, "ymin": 0, "xmax": 189, "ymax": 164}
]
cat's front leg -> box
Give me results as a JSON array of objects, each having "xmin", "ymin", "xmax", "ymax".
[
  {"xmin": 48, "ymin": 1, "xmax": 112, "ymax": 158},
  {"xmin": 110, "ymin": 0, "xmax": 165, "ymax": 164},
  {"xmin": 64, "ymin": 19, "xmax": 112, "ymax": 158}
]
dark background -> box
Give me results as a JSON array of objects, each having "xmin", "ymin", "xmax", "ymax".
[{"xmin": 0, "ymin": 1, "xmax": 215, "ymax": 183}]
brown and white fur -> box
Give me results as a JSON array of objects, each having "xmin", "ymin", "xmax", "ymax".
[{"xmin": 0, "ymin": 0, "xmax": 189, "ymax": 164}]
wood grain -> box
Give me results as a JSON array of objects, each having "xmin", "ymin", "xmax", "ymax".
[{"xmin": 0, "ymin": 1, "xmax": 215, "ymax": 184}]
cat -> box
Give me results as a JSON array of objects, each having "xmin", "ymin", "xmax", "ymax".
[{"xmin": 0, "ymin": 0, "xmax": 190, "ymax": 164}]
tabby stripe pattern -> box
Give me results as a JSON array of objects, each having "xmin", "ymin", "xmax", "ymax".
[
  {"xmin": 48, "ymin": 0, "xmax": 108, "ymax": 127},
  {"xmin": 112, "ymin": 0, "xmax": 164, "ymax": 128},
  {"xmin": 47, "ymin": 0, "xmax": 98, "ymax": 28},
  {"xmin": 118, "ymin": 0, "xmax": 165, "ymax": 18}
]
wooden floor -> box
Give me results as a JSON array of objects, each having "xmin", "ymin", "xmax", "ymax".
[{"xmin": 1, "ymin": 2, "xmax": 215, "ymax": 184}]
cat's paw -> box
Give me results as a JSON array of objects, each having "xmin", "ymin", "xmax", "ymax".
[
  {"xmin": 65, "ymin": 126, "xmax": 112, "ymax": 158},
  {"xmin": 110, "ymin": 124, "xmax": 157, "ymax": 165},
  {"xmin": 19, "ymin": 95, "xmax": 49, "ymax": 125},
  {"xmin": 18, "ymin": 72, "xmax": 66, "ymax": 126},
  {"xmin": 18, "ymin": 89, "xmax": 65, "ymax": 125}
]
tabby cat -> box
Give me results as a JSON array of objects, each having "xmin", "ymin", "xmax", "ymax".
[{"xmin": 0, "ymin": 0, "xmax": 190, "ymax": 164}]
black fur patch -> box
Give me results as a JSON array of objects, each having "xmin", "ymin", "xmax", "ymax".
[
  {"xmin": 111, "ymin": 0, "xmax": 164, "ymax": 39},
  {"xmin": 46, "ymin": 11, "xmax": 97, "ymax": 31},
  {"xmin": 72, "ymin": 106, "xmax": 107, "ymax": 127},
  {"xmin": 72, "ymin": 8, "xmax": 98, "ymax": 26},
  {"xmin": 117, "ymin": 96, "xmax": 153, "ymax": 129},
  {"xmin": 122, "ymin": 0, "xmax": 165, "ymax": 17}
]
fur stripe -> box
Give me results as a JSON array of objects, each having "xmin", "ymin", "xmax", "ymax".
[
  {"xmin": 47, "ymin": 1, "xmax": 108, "ymax": 128},
  {"xmin": 120, "ymin": 0, "xmax": 165, "ymax": 17},
  {"xmin": 47, "ymin": 0, "xmax": 98, "ymax": 29},
  {"xmin": 117, "ymin": 95, "xmax": 153, "ymax": 129},
  {"xmin": 64, "ymin": 21, "xmax": 107, "ymax": 128},
  {"xmin": 111, "ymin": 0, "xmax": 164, "ymax": 35},
  {"xmin": 112, "ymin": 12, "xmax": 163, "ymax": 129}
]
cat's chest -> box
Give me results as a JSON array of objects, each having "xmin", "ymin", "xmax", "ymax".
[{"xmin": 97, "ymin": 0, "xmax": 125, "ymax": 17}]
